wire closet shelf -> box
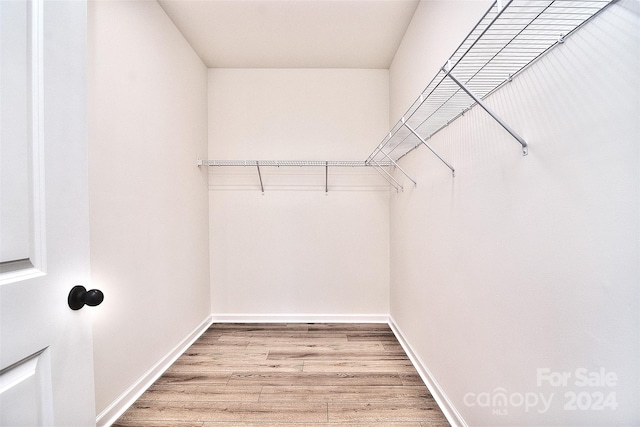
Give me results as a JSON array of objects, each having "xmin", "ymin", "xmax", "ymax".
[
  {"xmin": 199, "ymin": 160, "xmax": 393, "ymax": 167},
  {"xmin": 201, "ymin": 0, "xmax": 614, "ymax": 191},
  {"xmin": 366, "ymin": 0, "xmax": 614, "ymax": 169},
  {"xmin": 199, "ymin": 159, "xmax": 399, "ymax": 193}
]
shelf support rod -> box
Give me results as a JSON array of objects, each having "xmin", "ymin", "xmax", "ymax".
[
  {"xmin": 443, "ymin": 69, "xmax": 528, "ymax": 156},
  {"xmin": 370, "ymin": 159, "xmax": 403, "ymax": 192},
  {"xmin": 367, "ymin": 131, "xmax": 393, "ymax": 164},
  {"xmin": 403, "ymin": 121, "xmax": 455, "ymax": 177},
  {"xmin": 371, "ymin": 164, "xmax": 400, "ymax": 193},
  {"xmin": 380, "ymin": 150, "xmax": 417, "ymax": 187},
  {"xmin": 325, "ymin": 161, "xmax": 328, "ymax": 194},
  {"xmin": 256, "ymin": 162, "xmax": 264, "ymax": 194}
]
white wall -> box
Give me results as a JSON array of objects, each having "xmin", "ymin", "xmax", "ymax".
[
  {"xmin": 389, "ymin": 1, "xmax": 639, "ymax": 425},
  {"xmin": 88, "ymin": 0, "xmax": 210, "ymax": 417},
  {"xmin": 208, "ymin": 69, "xmax": 390, "ymax": 319},
  {"xmin": 389, "ymin": 0, "xmax": 491, "ymax": 124}
]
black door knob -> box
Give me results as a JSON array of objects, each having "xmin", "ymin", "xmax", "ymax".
[{"xmin": 68, "ymin": 285, "xmax": 104, "ymax": 310}]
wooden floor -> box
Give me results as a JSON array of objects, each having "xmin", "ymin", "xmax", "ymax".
[{"xmin": 114, "ymin": 323, "xmax": 450, "ymax": 426}]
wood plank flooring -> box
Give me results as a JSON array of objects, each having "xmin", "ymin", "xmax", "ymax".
[{"xmin": 113, "ymin": 323, "xmax": 450, "ymax": 427}]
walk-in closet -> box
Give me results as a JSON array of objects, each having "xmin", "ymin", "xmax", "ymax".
[{"xmin": 1, "ymin": 0, "xmax": 637, "ymax": 426}]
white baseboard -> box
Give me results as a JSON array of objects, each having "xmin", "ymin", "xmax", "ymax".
[
  {"xmin": 210, "ymin": 313, "xmax": 389, "ymax": 323},
  {"xmin": 96, "ymin": 315, "xmax": 214, "ymax": 427},
  {"xmin": 388, "ymin": 315, "xmax": 467, "ymax": 427}
]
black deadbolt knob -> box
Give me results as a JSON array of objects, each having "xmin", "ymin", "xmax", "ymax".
[{"xmin": 68, "ymin": 285, "xmax": 104, "ymax": 310}]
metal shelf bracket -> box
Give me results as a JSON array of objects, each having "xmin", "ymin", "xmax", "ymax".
[
  {"xmin": 256, "ymin": 162, "xmax": 264, "ymax": 194},
  {"xmin": 404, "ymin": 120, "xmax": 455, "ymax": 177},
  {"xmin": 370, "ymin": 159, "xmax": 403, "ymax": 193},
  {"xmin": 380, "ymin": 150, "xmax": 417, "ymax": 187},
  {"xmin": 325, "ymin": 161, "xmax": 328, "ymax": 194},
  {"xmin": 443, "ymin": 68, "xmax": 528, "ymax": 156}
]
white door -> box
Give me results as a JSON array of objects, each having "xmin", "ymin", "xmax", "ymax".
[{"xmin": 0, "ymin": 0, "xmax": 97, "ymax": 425}]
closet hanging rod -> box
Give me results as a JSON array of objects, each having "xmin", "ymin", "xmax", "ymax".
[{"xmin": 198, "ymin": 160, "xmax": 394, "ymax": 167}]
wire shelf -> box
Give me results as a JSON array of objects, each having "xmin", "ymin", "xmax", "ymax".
[
  {"xmin": 200, "ymin": 160, "xmax": 393, "ymax": 167},
  {"xmin": 201, "ymin": 0, "xmax": 614, "ymax": 191},
  {"xmin": 367, "ymin": 0, "xmax": 614, "ymax": 164},
  {"xmin": 200, "ymin": 159, "xmax": 399, "ymax": 193}
]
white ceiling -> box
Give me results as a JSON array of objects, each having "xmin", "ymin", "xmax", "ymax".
[{"xmin": 157, "ymin": 0, "xmax": 420, "ymax": 69}]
